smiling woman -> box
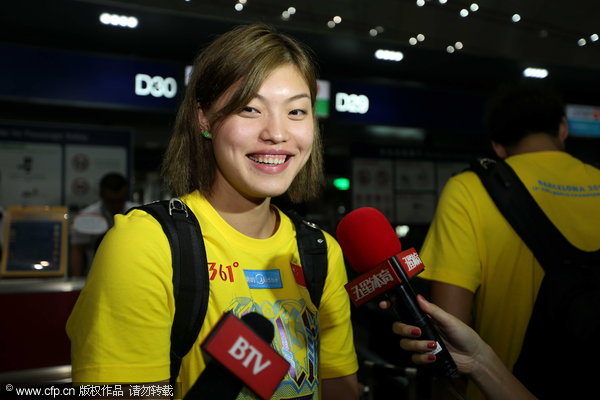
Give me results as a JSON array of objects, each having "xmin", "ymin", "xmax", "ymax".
[{"xmin": 66, "ymin": 24, "xmax": 360, "ymax": 400}]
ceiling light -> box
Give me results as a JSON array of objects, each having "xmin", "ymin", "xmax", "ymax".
[
  {"xmin": 333, "ymin": 16, "xmax": 342, "ymax": 24},
  {"xmin": 327, "ymin": 20, "xmax": 336, "ymax": 28},
  {"xmin": 396, "ymin": 225, "xmax": 410, "ymax": 238},
  {"xmin": 417, "ymin": 34, "xmax": 425, "ymax": 42},
  {"xmin": 234, "ymin": 3, "xmax": 243, "ymax": 11},
  {"xmin": 374, "ymin": 49, "xmax": 404, "ymax": 62},
  {"xmin": 281, "ymin": 10, "xmax": 290, "ymax": 20},
  {"xmin": 288, "ymin": 7, "xmax": 296, "ymax": 15},
  {"xmin": 439, "ymin": 0, "xmax": 447, "ymax": 4},
  {"xmin": 578, "ymin": 38, "xmax": 587, "ymax": 46},
  {"xmin": 460, "ymin": 9, "xmax": 469, "ymax": 17},
  {"xmin": 409, "ymin": 37, "xmax": 418, "ymax": 45},
  {"xmin": 455, "ymin": 41, "xmax": 463, "ymax": 49},
  {"xmin": 470, "ymin": 3, "xmax": 479, "ymax": 12},
  {"xmin": 369, "ymin": 27, "xmax": 384, "ymax": 37},
  {"xmin": 416, "ymin": 0, "xmax": 425, "ymax": 7},
  {"xmin": 590, "ymin": 33, "xmax": 599, "ymax": 42},
  {"xmin": 99, "ymin": 13, "xmax": 138, "ymax": 28},
  {"xmin": 446, "ymin": 45, "xmax": 455, "ymax": 53},
  {"xmin": 512, "ymin": 14, "xmax": 521, "ymax": 22},
  {"xmin": 238, "ymin": 0, "xmax": 247, "ymax": 3},
  {"xmin": 523, "ymin": 67, "xmax": 548, "ymax": 79}
]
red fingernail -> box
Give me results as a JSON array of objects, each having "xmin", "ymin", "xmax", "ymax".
[
  {"xmin": 428, "ymin": 354, "xmax": 436, "ymax": 361},
  {"xmin": 427, "ymin": 341, "xmax": 437, "ymax": 349},
  {"xmin": 411, "ymin": 328, "xmax": 421, "ymax": 336}
]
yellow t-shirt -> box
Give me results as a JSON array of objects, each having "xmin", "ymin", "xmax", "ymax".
[
  {"xmin": 67, "ymin": 191, "xmax": 358, "ymax": 399},
  {"xmin": 419, "ymin": 151, "xmax": 600, "ymax": 400}
]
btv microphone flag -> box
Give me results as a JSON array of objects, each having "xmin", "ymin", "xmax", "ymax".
[
  {"xmin": 337, "ymin": 207, "xmax": 458, "ymax": 378},
  {"xmin": 202, "ymin": 312, "xmax": 289, "ymax": 399}
]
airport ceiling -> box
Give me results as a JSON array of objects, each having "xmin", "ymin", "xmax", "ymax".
[{"xmin": 2, "ymin": 0, "xmax": 600, "ymax": 103}]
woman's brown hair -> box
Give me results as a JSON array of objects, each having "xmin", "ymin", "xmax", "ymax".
[{"xmin": 161, "ymin": 24, "xmax": 323, "ymax": 203}]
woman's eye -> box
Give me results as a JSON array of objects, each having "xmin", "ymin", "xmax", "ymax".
[
  {"xmin": 242, "ymin": 106, "xmax": 258, "ymax": 113},
  {"xmin": 289, "ymin": 109, "xmax": 307, "ymax": 117}
]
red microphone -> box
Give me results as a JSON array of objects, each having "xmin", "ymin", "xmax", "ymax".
[
  {"xmin": 336, "ymin": 207, "xmax": 458, "ymax": 378},
  {"xmin": 185, "ymin": 312, "xmax": 290, "ymax": 400}
]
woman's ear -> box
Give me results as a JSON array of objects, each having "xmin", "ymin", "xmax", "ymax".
[{"xmin": 197, "ymin": 106, "xmax": 210, "ymax": 133}]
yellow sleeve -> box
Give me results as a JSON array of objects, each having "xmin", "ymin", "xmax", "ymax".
[
  {"xmin": 317, "ymin": 232, "xmax": 359, "ymax": 379},
  {"xmin": 66, "ymin": 210, "xmax": 174, "ymax": 383},
  {"xmin": 419, "ymin": 173, "xmax": 482, "ymax": 293}
]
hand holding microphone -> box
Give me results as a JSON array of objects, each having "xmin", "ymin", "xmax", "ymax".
[
  {"xmin": 184, "ymin": 312, "xmax": 290, "ymax": 400},
  {"xmin": 336, "ymin": 207, "xmax": 458, "ymax": 378}
]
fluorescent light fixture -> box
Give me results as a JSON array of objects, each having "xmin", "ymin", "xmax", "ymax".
[
  {"xmin": 99, "ymin": 13, "xmax": 138, "ymax": 28},
  {"xmin": 374, "ymin": 49, "xmax": 404, "ymax": 61},
  {"xmin": 523, "ymin": 67, "xmax": 548, "ymax": 79},
  {"xmin": 368, "ymin": 125, "xmax": 425, "ymax": 140}
]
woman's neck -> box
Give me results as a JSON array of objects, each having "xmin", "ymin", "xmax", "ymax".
[{"xmin": 206, "ymin": 186, "xmax": 279, "ymax": 239}]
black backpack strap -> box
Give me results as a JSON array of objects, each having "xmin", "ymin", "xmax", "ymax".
[
  {"xmin": 284, "ymin": 209, "xmax": 328, "ymax": 308},
  {"xmin": 133, "ymin": 199, "xmax": 209, "ymax": 389},
  {"xmin": 469, "ymin": 157, "xmax": 596, "ymax": 271}
]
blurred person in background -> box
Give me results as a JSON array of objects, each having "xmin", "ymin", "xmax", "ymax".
[{"xmin": 69, "ymin": 172, "xmax": 137, "ymax": 276}]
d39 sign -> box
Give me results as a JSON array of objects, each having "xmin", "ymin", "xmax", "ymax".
[{"xmin": 335, "ymin": 92, "xmax": 370, "ymax": 114}]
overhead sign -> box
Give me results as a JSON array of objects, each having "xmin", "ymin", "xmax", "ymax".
[
  {"xmin": 567, "ymin": 104, "xmax": 600, "ymax": 137},
  {"xmin": 335, "ymin": 92, "xmax": 370, "ymax": 114},
  {"xmin": 330, "ymin": 81, "xmax": 485, "ymax": 131},
  {"xmin": 0, "ymin": 44, "xmax": 183, "ymax": 111},
  {"xmin": 134, "ymin": 74, "xmax": 178, "ymax": 98}
]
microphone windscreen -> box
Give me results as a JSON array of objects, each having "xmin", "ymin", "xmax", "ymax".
[
  {"xmin": 241, "ymin": 312, "xmax": 275, "ymax": 343},
  {"xmin": 336, "ymin": 207, "xmax": 401, "ymax": 273}
]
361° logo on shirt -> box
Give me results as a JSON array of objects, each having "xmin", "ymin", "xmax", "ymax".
[{"xmin": 209, "ymin": 262, "xmax": 239, "ymax": 282}]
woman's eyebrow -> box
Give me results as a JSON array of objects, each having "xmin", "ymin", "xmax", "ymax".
[{"xmin": 254, "ymin": 92, "xmax": 311, "ymax": 102}]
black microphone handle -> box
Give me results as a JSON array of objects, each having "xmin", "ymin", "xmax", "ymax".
[
  {"xmin": 184, "ymin": 358, "xmax": 244, "ymax": 399},
  {"xmin": 387, "ymin": 257, "xmax": 459, "ymax": 378}
]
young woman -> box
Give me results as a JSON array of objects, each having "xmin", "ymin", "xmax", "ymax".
[{"xmin": 67, "ymin": 24, "xmax": 359, "ymax": 399}]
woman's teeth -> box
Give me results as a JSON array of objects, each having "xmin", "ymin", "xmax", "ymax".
[{"xmin": 248, "ymin": 154, "xmax": 287, "ymax": 165}]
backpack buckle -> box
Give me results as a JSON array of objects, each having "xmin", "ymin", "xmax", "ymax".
[
  {"xmin": 478, "ymin": 157, "xmax": 497, "ymax": 170},
  {"xmin": 169, "ymin": 198, "xmax": 188, "ymax": 217}
]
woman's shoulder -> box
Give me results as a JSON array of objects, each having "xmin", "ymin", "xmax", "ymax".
[{"xmin": 105, "ymin": 207, "xmax": 168, "ymax": 249}]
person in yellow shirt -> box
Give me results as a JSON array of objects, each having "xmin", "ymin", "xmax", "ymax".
[
  {"xmin": 67, "ymin": 24, "xmax": 359, "ymax": 399},
  {"xmin": 418, "ymin": 81, "xmax": 600, "ymax": 399}
]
